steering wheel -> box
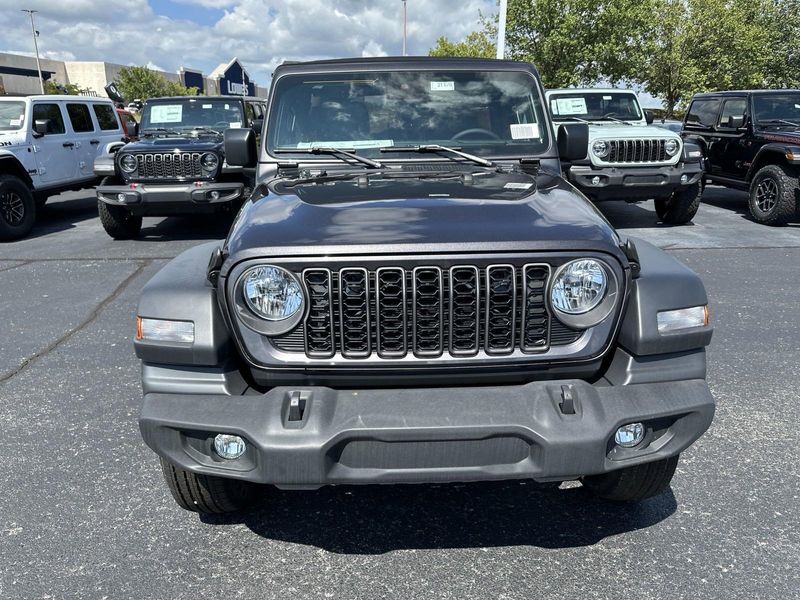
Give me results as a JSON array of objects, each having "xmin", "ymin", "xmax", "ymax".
[
  {"xmin": 214, "ymin": 121, "xmax": 230, "ymax": 127},
  {"xmin": 452, "ymin": 128, "xmax": 502, "ymax": 141}
]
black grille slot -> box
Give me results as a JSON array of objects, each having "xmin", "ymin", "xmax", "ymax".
[
  {"xmin": 521, "ymin": 265, "xmax": 550, "ymax": 352},
  {"xmin": 607, "ymin": 139, "xmax": 667, "ymax": 164},
  {"xmin": 376, "ymin": 267, "xmax": 407, "ymax": 357},
  {"xmin": 339, "ymin": 268, "xmax": 370, "ymax": 357},
  {"xmin": 303, "ymin": 269, "xmax": 335, "ymax": 357},
  {"xmin": 449, "ymin": 266, "xmax": 480, "ymax": 355},
  {"xmin": 485, "ymin": 265, "xmax": 516, "ymax": 354},
  {"xmin": 413, "ymin": 267, "xmax": 444, "ymax": 357},
  {"xmin": 134, "ymin": 152, "xmax": 205, "ymax": 180},
  {"xmin": 550, "ymin": 320, "xmax": 583, "ymax": 346}
]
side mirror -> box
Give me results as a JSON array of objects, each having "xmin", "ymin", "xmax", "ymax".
[
  {"xmin": 557, "ymin": 123, "xmax": 589, "ymax": 162},
  {"xmin": 33, "ymin": 119, "xmax": 49, "ymax": 136},
  {"xmin": 224, "ymin": 127, "xmax": 257, "ymax": 168},
  {"xmin": 645, "ymin": 111, "xmax": 655, "ymax": 125},
  {"xmin": 251, "ymin": 118, "xmax": 264, "ymax": 135},
  {"xmin": 729, "ymin": 115, "xmax": 745, "ymax": 129}
]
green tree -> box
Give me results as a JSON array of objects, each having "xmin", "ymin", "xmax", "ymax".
[
  {"xmin": 115, "ymin": 66, "xmax": 198, "ymax": 102},
  {"xmin": 429, "ymin": 30, "xmax": 496, "ymax": 58},
  {"xmin": 44, "ymin": 80, "xmax": 81, "ymax": 95}
]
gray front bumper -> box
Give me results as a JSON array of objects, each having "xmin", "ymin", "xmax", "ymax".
[
  {"xmin": 97, "ymin": 181, "xmax": 243, "ymax": 207},
  {"xmin": 568, "ymin": 162, "xmax": 704, "ymax": 200},
  {"xmin": 139, "ymin": 378, "xmax": 714, "ymax": 489}
]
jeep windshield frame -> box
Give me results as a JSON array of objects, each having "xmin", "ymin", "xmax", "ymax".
[
  {"xmin": 752, "ymin": 92, "xmax": 800, "ymax": 129},
  {"xmin": 549, "ymin": 91, "xmax": 643, "ymax": 123},
  {"xmin": 265, "ymin": 68, "xmax": 551, "ymax": 161},
  {"xmin": 139, "ymin": 97, "xmax": 244, "ymax": 133},
  {"xmin": 0, "ymin": 100, "xmax": 26, "ymax": 132}
]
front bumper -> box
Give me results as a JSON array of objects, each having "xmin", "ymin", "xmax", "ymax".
[
  {"xmin": 140, "ymin": 378, "xmax": 714, "ymax": 489},
  {"xmin": 97, "ymin": 181, "xmax": 243, "ymax": 214},
  {"xmin": 568, "ymin": 161, "xmax": 704, "ymax": 201}
]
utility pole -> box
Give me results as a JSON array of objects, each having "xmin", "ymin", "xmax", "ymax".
[
  {"xmin": 21, "ymin": 9, "xmax": 45, "ymax": 94},
  {"xmin": 401, "ymin": 0, "xmax": 407, "ymax": 56},
  {"xmin": 496, "ymin": 0, "xmax": 508, "ymax": 60}
]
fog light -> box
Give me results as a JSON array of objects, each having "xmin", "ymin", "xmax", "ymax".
[
  {"xmin": 116, "ymin": 193, "xmax": 126, "ymax": 202},
  {"xmin": 680, "ymin": 174, "xmax": 689, "ymax": 184},
  {"xmin": 214, "ymin": 434, "xmax": 246, "ymax": 460},
  {"xmin": 615, "ymin": 423, "xmax": 645, "ymax": 448},
  {"xmin": 591, "ymin": 176, "xmax": 601, "ymax": 186},
  {"xmin": 209, "ymin": 190, "xmax": 220, "ymax": 200}
]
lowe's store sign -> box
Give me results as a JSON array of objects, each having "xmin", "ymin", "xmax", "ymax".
[{"xmin": 219, "ymin": 60, "xmax": 255, "ymax": 96}]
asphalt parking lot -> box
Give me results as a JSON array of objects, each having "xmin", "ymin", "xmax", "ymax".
[{"xmin": 1, "ymin": 186, "xmax": 798, "ymax": 599}]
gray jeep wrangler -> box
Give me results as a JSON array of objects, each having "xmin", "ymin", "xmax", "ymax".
[{"xmin": 135, "ymin": 57, "xmax": 714, "ymax": 515}]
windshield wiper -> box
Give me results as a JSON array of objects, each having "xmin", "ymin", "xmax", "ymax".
[
  {"xmin": 598, "ymin": 113, "xmax": 634, "ymax": 125},
  {"xmin": 558, "ymin": 116, "xmax": 589, "ymax": 124},
  {"xmin": 142, "ymin": 127, "xmax": 181, "ymax": 136},
  {"xmin": 759, "ymin": 118, "xmax": 800, "ymax": 127},
  {"xmin": 274, "ymin": 146, "xmax": 383, "ymax": 168},
  {"xmin": 380, "ymin": 144, "xmax": 495, "ymax": 168},
  {"xmin": 191, "ymin": 126, "xmax": 222, "ymax": 135}
]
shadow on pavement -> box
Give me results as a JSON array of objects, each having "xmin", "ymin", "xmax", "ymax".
[
  {"xmin": 25, "ymin": 194, "xmax": 99, "ymax": 240},
  {"xmin": 594, "ymin": 199, "xmax": 696, "ymax": 230},
  {"xmin": 201, "ymin": 480, "xmax": 677, "ymax": 554},
  {"xmin": 137, "ymin": 213, "xmax": 237, "ymax": 241}
]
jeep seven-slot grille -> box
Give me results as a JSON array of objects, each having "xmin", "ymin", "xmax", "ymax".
[
  {"xmin": 606, "ymin": 139, "xmax": 669, "ymax": 164},
  {"xmin": 134, "ymin": 152, "xmax": 205, "ymax": 180},
  {"xmin": 286, "ymin": 265, "xmax": 581, "ymax": 359}
]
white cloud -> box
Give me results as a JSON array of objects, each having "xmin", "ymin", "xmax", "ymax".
[{"xmin": 0, "ymin": 0, "xmax": 495, "ymax": 87}]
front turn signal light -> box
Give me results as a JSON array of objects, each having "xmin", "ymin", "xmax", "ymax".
[
  {"xmin": 656, "ymin": 305, "xmax": 709, "ymax": 333},
  {"xmin": 136, "ymin": 316, "xmax": 194, "ymax": 343}
]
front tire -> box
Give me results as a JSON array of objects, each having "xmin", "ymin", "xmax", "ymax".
[
  {"xmin": 0, "ymin": 174, "xmax": 36, "ymax": 241},
  {"xmin": 748, "ymin": 164, "xmax": 798, "ymax": 226},
  {"xmin": 98, "ymin": 199, "xmax": 142, "ymax": 239},
  {"xmin": 655, "ymin": 181, "xmax": 702, "ymax": 225},
  {"xmin": 581, "ymin": 455, "xmax": 679, "ymax": 502},
  {"xmin": 160, "ymin": 458, "xmax": 257, "ymax": 514}
]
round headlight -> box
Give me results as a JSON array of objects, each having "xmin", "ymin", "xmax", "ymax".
[
  {"xmin": 591, "ymin": 140, "xmax": 610, "ymax": 158},
  {"xmin": 551, "ymin": 259, "xmax": 608, "ymax": 315},
  {"xmin": 664, "ymin": 138, "xmax": 680, "ymax": 156},
  {"xmin": 201, "ymin": 152, "xmax": 219, "ymax": 171},
  {"xmin": 242, "ymin": 266, "xmax": 303, "ymax": 321},
  {"xmin": 119, "ymin": 154, "xmax": 137, "ymax": 173}
]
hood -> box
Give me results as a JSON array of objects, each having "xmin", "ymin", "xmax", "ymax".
[
  {"xmin": 122, "ymin": 134, "xmax": 222, "ymax": 153},
  {"xmin": 586, "ymin": 123, "xmax": 679, "ymax": 141},
  {"xmin": 222, "ymin": 169, "xmax": 623, "ymax": 271},
  {"xmin": 762, "ymin": 131, "xmax": 800, "ymax": 145}
]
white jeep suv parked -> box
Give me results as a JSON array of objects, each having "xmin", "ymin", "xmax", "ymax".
[{"xmin": 0, "ymin": 95, "xmax": 126, "ymax": 240}]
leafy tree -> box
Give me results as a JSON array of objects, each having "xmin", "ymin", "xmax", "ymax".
[
  {"xmin": 44, "ymin": 80, "xmax": 81, "ymax": 95},
  {"xmin": 429, "ymin": 30, "xmax": 496, "ymax": 58},
  {"xmin": 115, "ymin": 66, "xmax": 198, "ymax": 102}
]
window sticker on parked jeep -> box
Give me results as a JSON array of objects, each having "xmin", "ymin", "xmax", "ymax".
[
  {"xmin": 510, "ymin": 123, "xmax": 540, "ymax": 139},
  {"xmin": 149, "ymin": 104, "xmax": 183, "ymax": 123},
  {"xmin": 552, "ymin": 98, "xmax": 588, "ymax": 115},
  {"xmin": 430, "ymin": 81, "xmax": 455, "ymax": 92},
  {"xmin": 297, "ymin": 140, "xmax": 393, "ymax": 149},
  {"xmin": 504, "ymin": 182, "xmax": 533, "ymax": 190},
  {"xmin": 229, "ymin": 122, "xmax": 242, "ymax": 128}
]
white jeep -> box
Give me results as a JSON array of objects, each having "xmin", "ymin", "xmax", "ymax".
[
  {"xmin": 546, "ymin": 89, "xmax": 706, "ymax": 224},
  {"xmin": 0, "ymin": 95, "xmax": 126, "ymax": 240}
]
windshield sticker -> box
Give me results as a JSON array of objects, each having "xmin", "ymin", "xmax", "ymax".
[
  {"xmin": 229, "ymin": 122, "xmax": 242, "ymax": 128},
  {"xmin": 296, "ymin": 139, "xmax": 393, "ymax": 149},
  {"xmin": 202, "ymin": 104, "xmax": 212, "ymax": 109},
  {"xmin": 510, "ymin": 123, "xmax": 540, "ymax": 140},
  {"xmin": 430, "ymin": 81, "xmax": 455, "ymax": 92},
  {"xmin": 504, "ymin": 182, "xmax": 533, "ymax": 190},
  {"xmin": 149, "ymin": 104, "xmax": 183, "ymax": 123},
  {"xmin": 553, "ymin": 98, "xmax": 588, "ymax": 115},
  {"xmin": 9, "ymin": 118, "xmax": 21, "ymax": 127}
]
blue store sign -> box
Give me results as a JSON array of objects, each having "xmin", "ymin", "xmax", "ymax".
[{"xmin": 218, "ymin": 59, "xmax": 255, "ymax": 96}]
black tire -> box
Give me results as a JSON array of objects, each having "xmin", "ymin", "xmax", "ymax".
[
  {"xmin": 581, "ymin": 455, "xmax": 679, "ymax": 502},
  {"xmin": 748, "ymin": 164, "xmax": 799, "ymax": 226},
  {"xmin": 160, "ymin": 458, "xmax": 257, "ymax": 514},
  {"xmin": 655, "ymin": 181, "xmax": 702, "ymax": 225},
  {"xmin": 97, "ymin": 199, "xmax": 142, "ymax": 239},
  {"xmin": 0, "ymin": 174, "xmax": 36, "ymax": 241}
]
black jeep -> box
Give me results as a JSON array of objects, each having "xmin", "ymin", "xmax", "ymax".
[
  {"xmin": 135, "ymin": 57, "xmax": 715, "ymax": 515},
  {"xmin": 683, "ymin": 90, "xmax": 800, "ymax": 225},
  {"xmin": 94, "ymin": 95, "xmax": 265, "ymax": 238}
]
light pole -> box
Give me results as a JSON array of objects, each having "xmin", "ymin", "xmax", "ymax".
[
  {"xmin": 401, "ymin": 0, "xmax": 407, "ymax": 56},
  {"xmin": 496, "ymin": 0, "xmax": 508, "ymax": 59},
  {"xmin": 21, "ymin": 9, "xmax": 45, "ymax": 94}
]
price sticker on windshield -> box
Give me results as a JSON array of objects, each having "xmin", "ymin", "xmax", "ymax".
[
  {"xmin": 149, "ymin": 104, "xmax": 183, "ymax": 123},
  {"xmin": 553, "ymin": 98, "xmax": 587, "ymax": 115},
  {"xmin": 430, "ymin": 81, "xmax": 455, "ymax": 92},
  {"xmin": 510, "ymin": 123, "xmax": 540, "ymax": 139}
]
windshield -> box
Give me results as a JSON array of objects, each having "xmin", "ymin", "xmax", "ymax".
[
  {"xmin": 267, "ymin": 69, "xmax": 550, "ymax": 158},
  {"xmin": 753, "ymin": 93, "xmax": 800, "ymax": 126},
  {"xmin": 0, "ymin": 101, "xmax": 26, "ymax": 131},
  {"xmin": 549, "ymin": 92, "xmax": 643, "ymax": 122},
  {"xmin": 140, "ymin": 98, "xmax": 243, "ymax": 131}
]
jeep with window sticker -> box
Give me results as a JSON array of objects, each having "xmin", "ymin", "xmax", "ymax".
[
  {"xmin": 94, "ymin": 95, "xmax": 265, "ymax": 239},
  {"xmin": 0, "ymin": 95, "xmax": 125, "ymax": 240},
  {"xmin": 135, "ymin": 58, "xmax": 715, "ymax": 515},
  {"xmin": 546, "ymin": 89, "xmax": 706, "ymax": 225}
]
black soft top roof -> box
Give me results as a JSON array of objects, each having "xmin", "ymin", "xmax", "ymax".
[{"xmin": 692, "ymin": 89, "xmax": 800, "ymax": 99}]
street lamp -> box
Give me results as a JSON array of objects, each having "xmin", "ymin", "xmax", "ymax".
[
  {"xmin": 496, "ymin": 0, "xmax": 508, "ymax": 59},
  {"xmin": 401, "ymin": 0, "xmax": 407, "ymax": 56},
  {"xmin": 21, "ymin": 9, "xmax": 45, "ymax": 94}
]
